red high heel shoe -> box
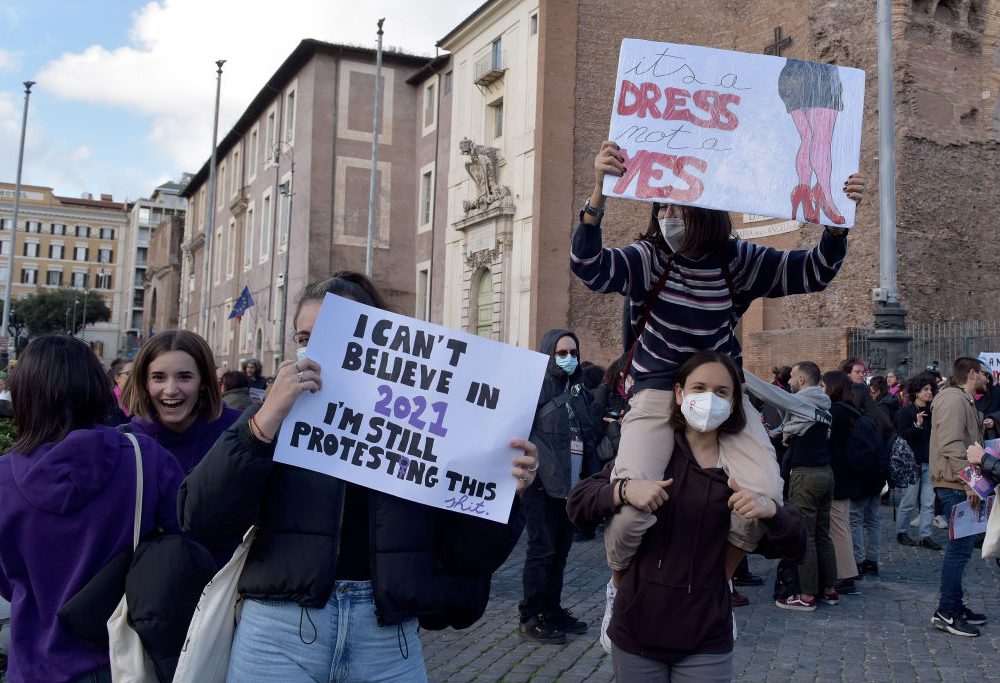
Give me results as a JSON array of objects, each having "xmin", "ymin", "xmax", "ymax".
[
  {"xmin": 812, "ymin": 184, "xmax": 845, "ymax": 225},
  {"xmin": 790, "ymin": 184, "xmax": 818, "ymax": 223}
]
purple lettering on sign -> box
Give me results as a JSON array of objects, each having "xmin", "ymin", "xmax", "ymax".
[
  {"xmin": 373, "ymin": 384, "xmax": 449, "ymax": 436},
  {"xmin": 444, "ymin": 495, "xmax": 488, "ymax": 516}
]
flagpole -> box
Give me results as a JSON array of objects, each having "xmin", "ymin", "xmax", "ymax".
[{"xmin": 200, "ymin": 60, "xmax": 226, "ymax": 343}]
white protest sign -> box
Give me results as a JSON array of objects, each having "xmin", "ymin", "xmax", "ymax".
[
  {"xmin": 979, "ymin": 353, "xmax": 1000, "ymax": 385},
  {"xmin": 604, "ymin": 39, "xmax": 866, "ymax": 228},
  {"xmin": 273, "ymin": 294, "xmax": 549, "ymax": 522}
]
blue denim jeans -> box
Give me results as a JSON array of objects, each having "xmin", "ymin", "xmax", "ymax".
[
  {"xmin": 850, "ymin": 495, "xmax": 881, "ymax": 564},
  {"xmin": 896, "ymin": 464, "xmax": 934, "ymax": 539},
  {"xmin": 936, "ymin": 488, "xmax": 976, "ymax": 616},
  {"xmin": 227, "ymin": 580, "xmax": 427, "ymax": 682}
]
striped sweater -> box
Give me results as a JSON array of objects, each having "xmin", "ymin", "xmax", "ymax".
[{"xmin": 570, "ymin": 221, "xmax": 847, "ymax": 391}]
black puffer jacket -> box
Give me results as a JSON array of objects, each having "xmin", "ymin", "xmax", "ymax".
[
  {"xmin": 531, "ymin": 329, "xmax": 605, "ymax": 498},
  {"xmin": 178, "ymin": 409, "xmax": 524, "ymax": 629}
]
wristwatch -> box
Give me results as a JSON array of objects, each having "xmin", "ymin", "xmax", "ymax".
[{"xmin": 580, "ymin": 198, "xmax": 605, "ymax": 222}]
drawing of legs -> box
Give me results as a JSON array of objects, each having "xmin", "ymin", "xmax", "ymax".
[{"xmin": 778, "ymin": 59, "xmax": 844, "ymax": 225}]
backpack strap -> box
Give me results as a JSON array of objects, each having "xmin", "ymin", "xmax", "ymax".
[
  {"xmin": 625, "ymin": 252, "xmax": 673, "ymax": 377},
  {"xmin": 536, "ymin": 392, "xmax": 572, "ymax": 422}
]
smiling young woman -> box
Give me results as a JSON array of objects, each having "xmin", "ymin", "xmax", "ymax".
[{"xmin": 121, "ymin": 330, "xmax": 243, "ymax": 474}]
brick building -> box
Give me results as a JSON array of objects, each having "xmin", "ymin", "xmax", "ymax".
[
  {"xmin": 0, "ymin": 183, "xmax": 128, "ymax": 362},
  {"xmin": 177, "ymin": 40, "xmax": 430, "ymax": 374},
  {"xmin": 537, "ymin": 0, "xmax": 1000, "ymax": 375},
  {"xmin": 143, "ymin": 214, "xmax": 185, "ymax": 338}
]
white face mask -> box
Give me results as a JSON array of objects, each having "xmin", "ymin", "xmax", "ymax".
[
  {"xmin": 680, "ymin": 391, "xmax": 733, "ymax": 432},
  {"xmin": 658, "ymin": 217, "xmax": 685, "ymax": 252}
]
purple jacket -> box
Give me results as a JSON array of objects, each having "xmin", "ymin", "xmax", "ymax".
[
  {"xmin": 0, "ymin": 425, "xmax": 184, "ymax": 683},
  {"xmin": 130, "ymin": 406, "xmax": 242, "ymax": 473}
]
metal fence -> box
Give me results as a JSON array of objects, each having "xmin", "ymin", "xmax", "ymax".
[{"xmin": 848, "ymin": 320, "xmax": 1000, "ymax": 378}]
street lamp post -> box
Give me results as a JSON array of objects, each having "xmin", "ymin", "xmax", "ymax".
[
  {"xmin": 868, "ymin": 0, "xmax": 911, "ymax": 377},
  {"xmin": 81, "ymin": 287, "xmax": 89, "ymax": 340},
  {"xmin": 365, "ymin": 19, "xmax": 385, "ymax": 277},
  {"xmin": 278, "ymin": 166, "xmax": 295, "ymax": 361},
  {"xmin": 1, "ymin": 81, "xmax": 35, "ymax": 367},
  {"xmin": 72, "ymin": 299, "xmax": 79, "ymax": 335},
  {"xmin": 199, "ymin": 60, "xmax": 226, "ymax": 341}
]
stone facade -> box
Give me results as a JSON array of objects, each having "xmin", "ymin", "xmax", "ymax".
[
  {"xmin": 0, "ymin": 183, "xmax": 128, "ymax": 363},
  {"xmin": 549, "ymin": 0, "xmax": 1000, "ymax": 375},
  {"xmin": 179, "ymin": 41, "xmax": 428, "ymax": 374},
  {"xmin": 143, "ymin": 214, "xmax": 184, "ymax": 337}
]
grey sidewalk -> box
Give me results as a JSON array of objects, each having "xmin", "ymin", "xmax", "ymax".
[{"xmin": 423, "ymin": 506, "xmax": 1000, "ymax": 682}]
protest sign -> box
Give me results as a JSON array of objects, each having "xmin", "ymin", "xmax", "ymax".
[
  {"xmin": 603, "ymin": 39, "xmax": 866, "ymax": 228},
  {"xmin": 979, "ymin": 352, "xmax": 1000, "ymax": 384},
  {"xmin": 949, "ymin": 495, "xmax": 994, "ymax": 540},
  {"xmin": 273, "ymin": 294, "xmax": 549, "ymax": 522}
]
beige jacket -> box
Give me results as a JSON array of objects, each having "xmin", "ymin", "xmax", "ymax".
[{"xmin": 929, "ymin": 386, "xmax": 982, "ymax": 490}]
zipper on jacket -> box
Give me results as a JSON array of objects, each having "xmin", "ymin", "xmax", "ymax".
[
  {"xmin": 368, "ymin": 493, "xmax": 384, "ymax": 626},
  {"xmin": 330, "ymin": 482, "xmax": 347, "ymax": 591}
]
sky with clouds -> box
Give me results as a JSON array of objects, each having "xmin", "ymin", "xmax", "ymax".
[{"xmin": 0, "ymin": 0, "xmax": 484, "ymax": 202}]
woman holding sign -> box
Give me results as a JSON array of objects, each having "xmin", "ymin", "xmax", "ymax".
[
  {"xmin": 567, "ymin": 351, "xmax": 805, "ymax": 680},
  {"xmin": 573, "ymin": 140, "xmax": 863, "ymax": 649},
  {"xmin": 180, "ymin": 272, "xmax": 537, "ymax": 682}
]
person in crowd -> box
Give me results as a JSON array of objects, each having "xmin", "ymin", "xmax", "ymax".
[
  {"xmin": 746, "ymin": 361, "xmax": 837, "ymax": 611},
  {"xmin": 580, "ymin": 361, "xmax": 606, "ymax": 392},
  {"xmin": 572, "ymin": 140, "xmax": 863, "ymax": 641},
  {"xmin": 0, "ymin": 371, "xmax": 11, "ymax": 418},
  {"xmin": 841, "ymin": 358, "xmax": 868, "ymax": 385},
  {"xmin": 847, "ymin": 379, "xmax": 894, "ymax": 578},
  {"xmin": 772, "ymin": 365, "xmax": 793, "ymax": 391},
  {"xmin": 895, "ymin": 374, "xmax": 941, "ymax": 550},
  {"xmin": 0, "ymin": 335, "xmax": 184, "ymax": 683},
  {"xmin": 520, "ymin": 328, "xmax": 605, "ymax": 642},
  {"xmin": 215, "ymin": 366, "xmax": 225, "ymax": 391},
  {"xmin": 822, "ymin": 371, "xmax": 861, "ymax": 595},
  {"xmin": 179, "ymin": 272, "xmax": 536, "ymax": 680},
  {"xmin": 870, "ymin": 375, "xmax": 900, "ymax": 424},
  {"xmin": 103, "ymin": 357, "xmax": 134, "ymax": 426},
  {"xmin": 887, "ymin": 370, "xmax": 901, "ymax": 397},
  {"xmin": 567, "ymin": 351, "xmax": 806, "ymax": 679},
  {"xmin": 241, "ymin": 357, "xmax": 267, "ymax": 391},
  {"xmin": 220, "ymin": 370, "xmax": 253, "ymax": 412},
  {"xmin": 929, "ymin": 357, "xmax": 989, "ymax": 637},
  {"xmin": 122, "ymin": 330, "xmax": 242, "ymax": 474}
]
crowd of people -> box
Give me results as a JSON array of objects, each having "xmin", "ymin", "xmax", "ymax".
[{"xmin": 0, "ymin": 137, "xmax": 995, "ymax": 683}]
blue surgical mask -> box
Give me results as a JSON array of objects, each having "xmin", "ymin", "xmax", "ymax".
[{"xmin": 555, "ymin": 355, "xmax": 578, "ymax": 375}]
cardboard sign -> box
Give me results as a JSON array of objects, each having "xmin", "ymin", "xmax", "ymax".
[
  {"xmin": 273, "ymin": 295, "xmax": 549, "ymax": 522},
  {"xmin": 604, "ymin": 39, "xmax": 866, "ymax": 228}
]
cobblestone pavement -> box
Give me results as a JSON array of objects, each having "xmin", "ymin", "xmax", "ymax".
[{"xmin": 423, "ymin": 505, "xmax": 1000, "ymax": 682}]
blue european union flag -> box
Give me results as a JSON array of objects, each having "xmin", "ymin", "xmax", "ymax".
[{"xmin": 229, "ymin": 286, "xmax": 255, "ymax": 322}]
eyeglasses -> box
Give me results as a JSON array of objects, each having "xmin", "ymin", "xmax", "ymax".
[
  {"xmin": 293, "ymin": 332, "xmax": 310, "ymax": 347},
  {"xmin": 554, "ymin": 349, "xmax": 579, "ymax": 358}
]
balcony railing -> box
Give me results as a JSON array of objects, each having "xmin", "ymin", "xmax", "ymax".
[{"xmin": 474, "ymin": 51, "xmax": 506, "ymax": 87}]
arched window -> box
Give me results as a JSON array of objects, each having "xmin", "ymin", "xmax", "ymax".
[{"xmin": 475, "ymin": 269, "xmax": 493, "ymax": 339}]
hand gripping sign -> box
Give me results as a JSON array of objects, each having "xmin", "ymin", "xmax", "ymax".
[
  {"xmin": 274, "ymin": 294, "xmax": 549, "ymax": 522},
  {"xmin": 604, "ymin": 39, "xmax": 865, "ymax": 228}
]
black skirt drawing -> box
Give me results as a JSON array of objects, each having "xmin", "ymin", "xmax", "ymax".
[{"xmin": 777, "ymin": 59, "xmax": 844, "ymax": 113}]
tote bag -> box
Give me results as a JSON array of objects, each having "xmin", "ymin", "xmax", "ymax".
[
  {"xmin": 172, "ymin": 527, "xmax": 256, "ymax": 683},
  {"xmin": 983, "ymin": 492, "xmax": 1000, "ymax": 559},
  {"xmin": 108, "ymin": 432, "xmax": 157, "ymax": 682}
]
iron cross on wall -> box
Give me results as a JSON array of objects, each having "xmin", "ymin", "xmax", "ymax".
[{"xmin": 764, "ymin": 26, "xmax": 792, "ymax": 56}]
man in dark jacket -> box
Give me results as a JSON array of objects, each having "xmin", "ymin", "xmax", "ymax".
[
  {"xmin": 519, "ymin": 329, "xmax": 603, "ymax": 644},
  {"xmin": 895, "ymin": 374, "xmax": 940, "ymax": 549}
]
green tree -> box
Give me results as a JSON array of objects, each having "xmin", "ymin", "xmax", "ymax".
[{"xmin": 13, "ymin": 288, "xmax": 112, "ymax": 337}]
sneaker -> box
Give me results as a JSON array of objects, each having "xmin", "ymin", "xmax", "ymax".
[
  {"xmin": 855, "ymin": 562, "xmax": 865, "ymax": 580},
  {"xmin": 731, "ymin": 588, "xmax": 750, "ymax": 607},
  {"xmin": 549, "ymin": 607, "xmax": 587, "ymax": 635},
  {"xmin": 519, "ymin": 614, "xmax": 566, "ymax": 644},
  {"xmin": 861, "ymin": 560, "xmax": 879, "ymax": 577},
  {"xmin": 775, "ymin": 595, "xmax": 817, "ymax": 612},
  {"xmin": 962, "ymin": 607, "xmax": 987, "ymax": 626},
  {"xmin": 920, "ymin": 537, "xmax": 942, "ymax": 551},
  {"xmin": 910, "ymin": 517, "xmax": 919, "ymax": 528},
  {"xmin": 818, "ymin": 590, "xmax": 839, "ymax": 606},
  {"xmin": 834, "ymin": 578, "xmax": 857, "ymax": 595},
  {"xmin": 897, "ymin": 533, "xmax": 917, "ymax": 547},
  {"xmin": 733, "ymin": 572, "xmax": 765, "ymax": 587},
  {"xmin": 934, "ymin": 515, "xmax": 948, "ymax": 529},
  {"xmin": 600, "ymin": 580, "xmax": 616, "ymax": 655},
  {"xmin": 932, "ymin": 610, "xmax": 980, "ymax": 637}
]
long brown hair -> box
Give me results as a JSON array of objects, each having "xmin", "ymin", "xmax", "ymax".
[
  {"xmin": 640, "ymin": 203, "xmax": 734, "ymax": 259},
  {"xmin": 122, "ymin": 330, "xmax": 222, "ymax": 424},
  {"xmin": 8, "ymin": 335, "xmax": 114, "ymax": 453}
]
